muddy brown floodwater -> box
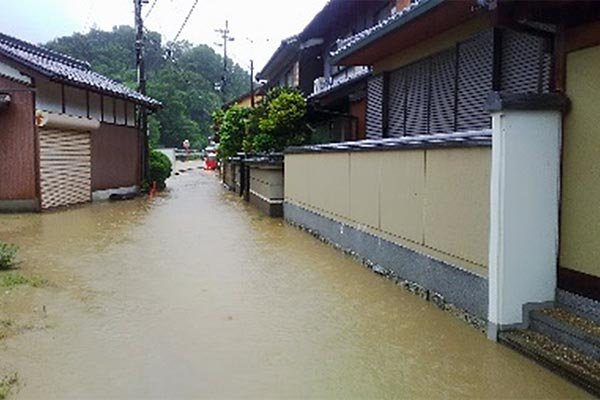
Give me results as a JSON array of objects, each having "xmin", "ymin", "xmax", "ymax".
[{"xmin": 0, "ymin": 162, "xmax": 591, "ymax": 399}]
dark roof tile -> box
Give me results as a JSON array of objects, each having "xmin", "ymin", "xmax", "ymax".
[{"xmin": 0, "ymin": 32, "xmax": 161, "ymax": 109}]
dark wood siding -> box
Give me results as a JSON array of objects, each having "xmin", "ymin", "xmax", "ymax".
[
  {"xmin": 350, "ymin": 98, "xmax": 366, "ymax": 140},
  {"xmin": 91, "ymin": 124, "xmax": 141, "ymax": 191},
  {"xmin": 0, "ymin": 76, "xmax": 37, "ymax": 200}
]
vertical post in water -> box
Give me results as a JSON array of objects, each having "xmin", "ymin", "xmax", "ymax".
[{"xmin": 135, "ymin": 0, "xmax": 149, "ymax": 184}]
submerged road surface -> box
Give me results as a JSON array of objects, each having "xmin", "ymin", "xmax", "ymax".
[{"xmin": 0, "ymin": 163, "xmax": 590, "ymax": 399}]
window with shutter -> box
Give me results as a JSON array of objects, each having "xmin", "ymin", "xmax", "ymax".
[{"xmin": 366, "ymin": 74, "xmax": 384, "ymax": 139}]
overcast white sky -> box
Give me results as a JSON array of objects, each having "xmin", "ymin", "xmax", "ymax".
[{"xmin": 0, "ymin": 0, "xmax": 329, "ymax": 72}]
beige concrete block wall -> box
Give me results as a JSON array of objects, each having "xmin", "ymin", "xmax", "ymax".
[
  {"xmin": 560, "ymin": 44, "xmax": 600, "ymax": 278},
  {"xmin": 424, "ymin": 148, "xmax": 491, "ymax": 267},
  {"xmin": 249, "ymin": 166, "xmax": 284, "ymax": 200},
  {"xmin": 285, "ymin": 147, "xmax": 491, "ymax": 274}
]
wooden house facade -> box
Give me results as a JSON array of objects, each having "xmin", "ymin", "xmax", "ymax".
[{"xmin": 0, "ymin": 33, "xmax": 161, "ymax": 211}]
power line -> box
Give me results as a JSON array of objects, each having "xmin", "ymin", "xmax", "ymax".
[
  {"xmin": 214, "ymin": 20, "xmax": 235, "ymax": 99},
  {"xmin": 172, "ymin": 0, "xmax": 200, "ymax": 43},
  {"xmin": 145, "ymin": 0, "xmax": 159, "ymax": 19}
]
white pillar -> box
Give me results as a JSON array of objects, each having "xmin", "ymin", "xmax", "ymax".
[{"xmin": 486, "ymin": 93, "xmax": 567, "ymax": 340}]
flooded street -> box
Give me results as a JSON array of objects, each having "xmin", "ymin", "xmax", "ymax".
[{"xmin": 0, "ymin": 163, "xmax": 590, "ymax": 399}]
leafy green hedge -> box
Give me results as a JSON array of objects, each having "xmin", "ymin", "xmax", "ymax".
[
  {"xmin": 214, "ymin": 87, "xmax": 310, "ymax": 159},
  {"xmin": 149, "ymin": 150, "xmax": 173, "ymax": 190}
]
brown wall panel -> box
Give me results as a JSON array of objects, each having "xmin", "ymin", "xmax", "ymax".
[
  {"xmin": 0, "ymin": 76, "xmax": 37, "ymax": 200},
  {"xmin": 91, "ymin": 124, "xmax": 140, "ymax": 191},
  {"xmin": 350, "ymin": 99, "xmax": 366, "ymax": 140}
]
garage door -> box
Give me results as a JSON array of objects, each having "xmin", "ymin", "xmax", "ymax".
[{"xmin": 39, "ymin": 128, "xmax": 91, "ymax": 209}]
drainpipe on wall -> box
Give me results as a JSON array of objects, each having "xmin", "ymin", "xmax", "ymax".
[{"xmin": 485, "ymin": 92, "xmax": 569, "ymax": 340}]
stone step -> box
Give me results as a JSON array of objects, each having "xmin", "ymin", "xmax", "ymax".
[
  {"xmin": 529, "ymin": 308, "xmax": 600, "ymax": 361},
  {"xmin": 557, "ymin": 290, "xmax": 600, "ymax": 326},
  {"xmin": 499, "ymin": 329, "xmax": 600, "ymax": 396}
]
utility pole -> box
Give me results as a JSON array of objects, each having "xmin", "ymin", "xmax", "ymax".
[
  {"xmin": 250, "ymin": 60, "xmax": 255, "ymax": 107},
  {"xmin": 214, "ymin": 20, "xmax": 234, "ymax": 101},
  {"xmin": 135, "ymin": 0, "xmax": 149, "ymax": 184}
]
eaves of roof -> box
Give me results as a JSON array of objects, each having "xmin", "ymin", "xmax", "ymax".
[
  {"xmin": 0, "ymin": 32, "xmax": 162, "ymax": 110},
  {"xmin": 329, "ymin": 0, "xmax": 444, "ymax": 65},
  {"xmin": 256, "ymin": 36, "xmax": 299, "ymax": 81}
]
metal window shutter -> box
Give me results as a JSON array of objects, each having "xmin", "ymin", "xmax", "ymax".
[
  {"xmin": 365, "ymin": 74, "xmax": 384, "ymax": 139},
  {"xmin": 501, "ymin": 29, "xmax": 552, "ymax": 94},
  {"xmin": 39, "ymin": 128, "xmax": 92, "ymax": 209},
  {"xmin": 387, "ymin": 68, "xmax": 407, "ymax": 137},
  {"xmin": 404, "ymin": 60, "xmax": 430, "ymax": 136},
  {"xmin": 429, "ymin": 49, "xmax": 457, "ymax": 134},
  {"xmin": 457, "ymin": 30, "xmax": 493, "ymax": 131}
]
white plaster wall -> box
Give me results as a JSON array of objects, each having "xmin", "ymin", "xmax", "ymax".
[
  {"xmin": 64, "ymin": 86, "xmax": 87, "ymax": 117},
  {"xmin": 115, "ymin": 99, "xmax": 126, "ymax": 125},
  {"xmin": 102, "ymin": 96, "xmax": 114, "ymax": 123},
  {"xmin": 488, "ymin": 110, "xmax": 561, "ymax": 329},
  {"xmin": 126, "ymin": 102, "xmax": 136, "ymax": 127},
  {"xmin": 89, "ymin": 93, "xmax": 102, "ymax": 120},
  {"xmin": 36, "ymin": 80, "xmax": 62, "ymax": 113}
]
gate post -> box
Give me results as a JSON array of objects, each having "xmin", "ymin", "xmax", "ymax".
[{"xmin": 486, "ymin": 92, "xmax": 568, "ymax": 340}]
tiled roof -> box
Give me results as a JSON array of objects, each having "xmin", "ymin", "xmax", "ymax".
[
  {"xmin": 0, "ymin": 32, "xmax": 161, "ymax": 109},
  {"xmin": 330, "ymin": 0, "xmax": 435, "ymax": 61}
]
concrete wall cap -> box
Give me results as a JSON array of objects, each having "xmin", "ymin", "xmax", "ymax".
[{"xmin": 485, "ymin": 91, "xmax": 570, "ymax": 113}]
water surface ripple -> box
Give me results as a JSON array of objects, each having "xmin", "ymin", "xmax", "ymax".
[{"xmin": 0, "ymin": 164, "xmax": 589, "ymax": 399}]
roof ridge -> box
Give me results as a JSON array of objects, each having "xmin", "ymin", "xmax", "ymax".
[{"xmin": 0, "ymin": 32, "xmax": 91, "ymax": 71}]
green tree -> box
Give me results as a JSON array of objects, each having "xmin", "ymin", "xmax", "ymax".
[
  {"xmin": 219, "ymin": 106, "xmax": 251, "ymax": 159},
  {"xmin": 45, "ymin": 27, "xmax": 250, "ymax": 149},
  {"xmin": 254, "ymin": 88, "xmax": 309, "ymax": 152}
]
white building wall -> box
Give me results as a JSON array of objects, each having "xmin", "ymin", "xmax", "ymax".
[
  {"xmin": 115, "ymin": 99, "xmax": 126, "ymax": 125},
  {"xmin": 36, "ymin": 80, "xmax": 62, "ymax": 113},
  {"xmin": 64, "ymin": 86, "xmax": 87, "ymax": 117},
  {"xmin": 89, "ymin": 93, "xmax": 102, "ymax": 120},
  {"xmin": 126, "ymin": 102, "xmax": 136, "ymax": 127},
  {"xmin": 102, "ymin": 96, "xmax": 114, "ymax": 123},
  {"xmin": 488, "ymin": 109, "xmax": 561, "ymax": 338}
]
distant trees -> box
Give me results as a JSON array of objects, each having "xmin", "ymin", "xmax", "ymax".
[
  {"xmin": 215, "ymin": 87, "xmax": 311, "ymax": 159},
  {"xmin": 46, "ymin": 26, "xmax": 250, "ymax": 149}
]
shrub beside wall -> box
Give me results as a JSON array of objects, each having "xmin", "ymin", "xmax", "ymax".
[{"xmin": 149, "ymin": 150, "xmax": 173, "ymax": 190}]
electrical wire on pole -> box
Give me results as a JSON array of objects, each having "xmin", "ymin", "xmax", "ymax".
[
  {"xmin": 214, "ymin": 20, "xmax": 235, "ymax": 101},
  {"xmin": 173, "ymin": 0, "xmax": 200, "ymax": 43},
  {"xmin": 145, "ymin": 0, "xmax": 158, "ymax": 19},
  {"xmin": 157, "ymin": 0, "xmax": 200, "ymax": 64}
]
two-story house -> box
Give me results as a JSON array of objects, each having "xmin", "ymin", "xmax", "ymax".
[{"xmin": 257, "ymin": 0, "xmax": 408, "ymax": 142}]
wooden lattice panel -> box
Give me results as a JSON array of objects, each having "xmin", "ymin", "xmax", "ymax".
[
  {"xmin": 366, "ymin": 74, "xmax": 384, "ymax": 139},
  {"xmin": 39, "ymin": 128, "xmax": 91, "ymax": 209}
]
